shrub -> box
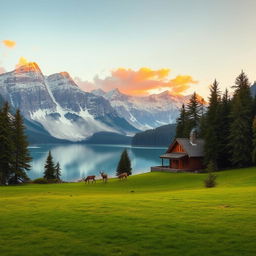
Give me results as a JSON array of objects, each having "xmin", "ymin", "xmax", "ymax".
[
  {"xmin": 47, "ymin": 179, "xmax": 60, "ymax": 184},
  {"xmin": 33, "ymin": 178, "xmax": 48, "ymax": 184},
  {"xmin": 204, "ymin": 172, "xmax": 217, "ymax": 188}
]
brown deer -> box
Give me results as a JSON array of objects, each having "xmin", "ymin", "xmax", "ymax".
[
  {"xmin": 84, "ymin": 175, "xmax": 96, "ymax": 184},
  {"xmin": 100, "ymin": 171, "xmax": 108, "ymax": 183},
  {"xmin": 118, "ymin": 172, "xmax": 128, "ymax": 180}
]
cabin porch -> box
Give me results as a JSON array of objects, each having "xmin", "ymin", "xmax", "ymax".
[
  {"xmin": 160, "ymin": 153, "xmax": 188, "ymax": 169},
  {"xmin": 150, "ymin": 166, "xmax": 192, "ymax": 172}
]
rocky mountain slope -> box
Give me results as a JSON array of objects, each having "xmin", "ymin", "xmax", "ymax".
[
  {"xmin": 0, "ymin": 63, "xmax": 138, "ymax": 141},
  {"xmin": 92, "ymin": 88, "xmax": 189, "ymax": 130}
]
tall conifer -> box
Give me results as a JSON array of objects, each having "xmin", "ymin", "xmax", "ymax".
[
  {"xmin": 0, "ymin": 103, "xmax": 14, "ymax": 184},
  {"xmin": 116, "ymin": 149, "xmax": 132, "ymax": 176},
  {"xmin": 229, "ymin": 72, "xmax": 253, "ymax": 167},
  {"xmin": 10, "ymin": 109, "xmax": 32, "ymax": 183},
  {"xmin": 54, "ymin": 162, "xmax": 61, "ymax": 181},
  {"xmin": 44, "ymin": 151, "xmax": 56, "ymax": 180},
  {"xmin": 218, "ymin": 89, "xmax": 232, "ymax": 168},
  {"xmin": 176, "ymin": 104, "xmax": 188, "ymax": 137},
  {"xmin": 252, "ymin": 117, "xmax": 256, "ymax": 164},
  {"xmin": 186, "ymin": 92, "xmax": 201, "ymax": 129},
  {"xmin": 204, "ymin": 80, "xmax": 221, "ymax": 167}
]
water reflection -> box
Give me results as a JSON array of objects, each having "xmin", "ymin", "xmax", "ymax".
[{"xmin": 29, "ymin": 144, "xmax": 166, "ymax": 181}]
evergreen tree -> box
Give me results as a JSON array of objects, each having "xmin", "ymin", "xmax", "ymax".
[
  {"xmin": 116, "ymin": 149, "xmax": 132, "ymax": 176},
  {"xmin": 218, "ymin": 89, "xmax": 232, "ymax": 168},
  {"xmin": 204, "ymin": 161, "xmax": 217, "ymax": 188},
  {"xmin": 0, "ymin": 102, "xmax": 14, "ymax": 185},
  {"xmin": 204, "ymin": 80, "xmax": 221, "ymax": 167},
  {"xmin": 54, "ymin": 162, "xmax": 61, "ymax": 181},
  {"xmin": 10, "ymin": 109, "xmax": 31, "ymax": 184},
  {"xmin": 43, "ymin": 151, "xmax": 56, "ymax": 180},
  {"xmin": 229, "ymin": 71, "xmax": 253, "ymax": 167},
  {"xmin": 186, "ymin": 92, "xmax": 201, "ymax": 131},
  {"xmin": 252, "ymin": 117, "xmax": 256, "ymax": 164},
  {"xmin": 176, "ymin": 104, "xmax": 188, "ymax": 137}
]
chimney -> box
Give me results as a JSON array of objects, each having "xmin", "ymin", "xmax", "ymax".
[{"xmin": 190, "ymin": 128, "xmax": 197, "ymax": 146}]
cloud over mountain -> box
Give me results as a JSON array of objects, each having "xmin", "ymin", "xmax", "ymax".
[{"xmin": 80, "ymin": 67, "xmax": 197, "ymax": 96}]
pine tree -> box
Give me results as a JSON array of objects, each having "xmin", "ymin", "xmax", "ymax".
[
  {"xmin": 218, "ymin": 89, "xmax": 232, "ymax": 168},
  {"xmin": 186, "ymin": 92, "xmax": 201, "ymax": 131},
  {"xmin": 176, "ymin": 104, "xmax": 188, "ymax": 137},
  {"xmin": 10, "ymin": 109, "xmax": 31, "ymax": 184},
  {"xmin": 229, "ymin": 71, "xmax": 253, "ymax": 167},
  {"xmin": 204, "ymin": 80, "xmax": 221, "ymax": 167},
  {"xmin": 43, "ymin": 151, "xmax": 56, "ymax": 180},
  {"xmin": 116, "ymin": 149, "xmax": 132, "ymax": 176},
  {"xmin": 0, "ymin": 102, "xmax": 14, "ymax": 185},
  {"xmin": 54, "ymin": 162, "xmax": 61, "ymax": 181},
  {"xmin": 251, "ymin": 117, "xmax": 256, "ymax": 164},
  {"xmin": 204, "ymin": 161, "xmax": 217, "ymax": 188}
]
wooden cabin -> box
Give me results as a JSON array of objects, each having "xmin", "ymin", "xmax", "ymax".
[{"xmin": 151, "ymin": 132, "xmax": 205, "ymax": 172}]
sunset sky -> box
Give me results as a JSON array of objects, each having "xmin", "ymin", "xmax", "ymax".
[{"xmin": 0, "ymin": 0, "xmax": 256, "ymax": 97}]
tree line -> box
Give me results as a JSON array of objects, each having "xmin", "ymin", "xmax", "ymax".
[{"xmin": 176, "ymin": 71, "xmax": 256, "ymax": 170}]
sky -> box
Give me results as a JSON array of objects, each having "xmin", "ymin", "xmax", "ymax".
[{"xmin": 0, "ymin": 0, "xmax": 255, "ymax": 98}]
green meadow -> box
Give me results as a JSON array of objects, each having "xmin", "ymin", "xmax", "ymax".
[{"xmin": 0, "ymin": 168, "xmax": 256, "ymax": 256}]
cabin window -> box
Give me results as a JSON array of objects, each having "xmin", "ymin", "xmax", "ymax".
[
  {"xmin": 177, "ymin": 144, "xmax": 183, "ymax": 152},
  {"xmin": 172, "ymin": 143, "xmax": 184, "ymax": 153}
]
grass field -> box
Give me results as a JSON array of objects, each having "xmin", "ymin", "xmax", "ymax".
[{"xmin": 0, "ymin": 168, "xmax": 256, "ymax": 256}]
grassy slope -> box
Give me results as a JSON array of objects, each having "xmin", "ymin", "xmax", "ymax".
[{"xmin": 0, "ymin": 168, "xmax": 256, "ymax": 256}]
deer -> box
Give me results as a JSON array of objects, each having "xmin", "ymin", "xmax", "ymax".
[
  {"xmin": 84, "ymin": 175, "xmax": 96, "ymax": 184},
  {"xmin": 118, "ymin": 172, "xmax": 128, "ymax": 180},
  {"xmin": 100, "ymin": 171, "xmax": 108, "ymax": 183}
]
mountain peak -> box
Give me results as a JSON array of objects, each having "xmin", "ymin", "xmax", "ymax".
[
  {"xmin": 106, "ymin": 88, "xmax": 124, "ymax": 98},
  {"xmin": 59, "ymin": 71, "xmax": 72, "ymax": 79},
  {"xmin": 91, "ymin": 88, "xmax": 106, "ymax": 96},
  {"xmin": 15, "ymin": 62, "xmax": 42, "ymax": 74},
  {"xmin": 158, "ymin": 90, "xmax": 170, "ymax": 96},
  {"xmin": 110, "ymin": 88, "xmax": 121, "ymax": 93},
  {"xmin": 47, "ymin": 72, "xmax": 78, "ymax": 88}
]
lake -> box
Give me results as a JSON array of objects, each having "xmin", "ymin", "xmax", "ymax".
[{"xmin": 28, "ymin": 144, "xmax": 167, "ymax": 181}]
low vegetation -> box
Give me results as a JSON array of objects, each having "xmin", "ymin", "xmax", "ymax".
[{"xmin": 0, "ymin": 167, "xmax": 255, "ymax": 256}]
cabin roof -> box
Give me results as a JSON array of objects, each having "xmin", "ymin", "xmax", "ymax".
[{"xmin": 167, "ymin": 138, "xmax": 205, "ymax": 157}]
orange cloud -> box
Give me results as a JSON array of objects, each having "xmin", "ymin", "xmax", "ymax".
[
  {"xmin": 74, "ymin": 77, "xmax": 95, "ymax": 91},
  {"xmin": 2, "ymin": 40, "xmax": 16, "ymax": 48},
  {"xmin": 94, "ymin": 67, "xmax": 197, "ymax": 95},
  {"xmin": 16, "ymin": 57, "xmax": 28, "ymax": 68}
]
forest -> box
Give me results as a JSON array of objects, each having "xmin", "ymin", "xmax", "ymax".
[{"xmin": 176, "ymin": 71, "xmax": 256, "ymax": 170}]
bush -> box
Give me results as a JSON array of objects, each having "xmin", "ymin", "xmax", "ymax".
[
  {"xmin": 33, "ymin": 178, "xmax": 48, "ymax": 184},
  {"xmin": 204, "ymin": 172, "xmax": 217, "ymax": 188},
  {"xmin": 47, "ymin": 179, "xmax": 60, "ymax": 184}
]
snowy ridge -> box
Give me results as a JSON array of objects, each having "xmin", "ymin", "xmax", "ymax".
[
  {"xmin": 92, "ymin": 88, "xmax": 190, "ymax": 130},
  {"xmin": 0, "ymin": 63, "xmax": 137, "ymax": 141}
]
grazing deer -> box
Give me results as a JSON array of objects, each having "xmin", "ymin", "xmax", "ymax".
[
  {"xmin": 100, "ymin": 171, "xmax": 108, "ymax": 183},
  {"xmin": 84, "ymin": 175, "xmax": 96, "ymax": 184},
  {"xmin": 118, "ymin": 172, "xmax": 128, "ymax": 180}
]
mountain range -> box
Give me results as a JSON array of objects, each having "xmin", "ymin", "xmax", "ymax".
[
  {"xmin": 92, "ymin": 88, "xmax": 189, "ymax": 130},
  {"xmin": 0, "ymin": 62, "xmax": 190, "ymax": 142}
]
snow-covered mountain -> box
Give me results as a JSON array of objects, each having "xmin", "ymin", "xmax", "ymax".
[
  {"xmin": 0, "ymin": 63, "xmax": 138, "ymax": 141},
  {"xmin": 92, "ymin": 88, "xmax": 190, "ymax": 130}
]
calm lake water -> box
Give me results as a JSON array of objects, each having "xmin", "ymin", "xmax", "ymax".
[{"xmin": 28, "ymin": 144, "xmax": 167, "ymax": 181}]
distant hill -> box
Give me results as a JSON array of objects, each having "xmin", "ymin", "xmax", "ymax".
[
  {"xmin": 84, "ymin": 132, "xmax": 132, "ymax": 145},
  {"xmin": 131, "ymin": 124, "xmax": 176, "ymax": 147}
]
